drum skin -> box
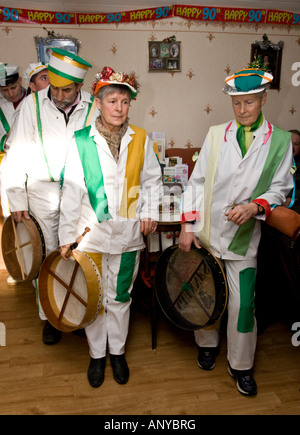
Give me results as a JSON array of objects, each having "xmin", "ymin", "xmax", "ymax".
[
  {"xmin": 38, "ymin": 250, "xmax": 103, "ymax": 332},
  {"xmin": 1, "ymin": 214, "xmax": 46, "ymax": 281},
  {"xmin": 155, "ymin": 245, "xmax": 228, "ymax": 330}
]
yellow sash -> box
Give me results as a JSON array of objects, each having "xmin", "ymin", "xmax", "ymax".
[{"xmin": 119, "ymin": 125, "xmax": 146, "ymax": 218}]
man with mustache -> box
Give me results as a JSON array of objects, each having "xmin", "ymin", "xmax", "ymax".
[{"xmin": 5, "ymin": 49, "xmax": 98, "ymax": 344}]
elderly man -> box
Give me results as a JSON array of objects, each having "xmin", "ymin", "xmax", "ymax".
[
  {"xmin": 5, "ymin": 49, "xmax": 98, "ymax": 344},
  {"xmin": 179, "ymin": 65, "xmax": 293, "ymax": 396},
  {"xmin": 0, "ymin": 63, "xmax": 26, "ymax": 217}
]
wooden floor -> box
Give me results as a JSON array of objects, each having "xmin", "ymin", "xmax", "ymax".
[{"xmin": 0, "ymin": 221, "xmax": 299, "ymax": 415}]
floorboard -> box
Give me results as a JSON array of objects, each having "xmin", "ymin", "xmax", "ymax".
[{"xmin": 0, "ymin": 218, "xmax": 299, "ymax": 415}]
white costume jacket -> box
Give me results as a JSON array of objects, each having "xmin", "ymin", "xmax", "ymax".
[
  {"xmin": 59, "ymin": 123, "xmax": 162, "ymax": 254},
  {"xmin": 0, "ymin": 91, "xmax": 25, "ymax": 150},
  {"xmin": 5, "ymin": 86, "xmax": 98, "ymax": 212},
  {"xmin": 181, "ymin": 119, "xmax": 293, "ymax": 260},
  {"xmin": 0, "ymin": 90, "xmax": 26, "ymax": 216}
]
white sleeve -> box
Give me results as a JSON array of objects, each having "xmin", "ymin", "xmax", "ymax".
[
  {"xmin": 139, "ymin": 135, "xmax": 163, "ymax": 221},
  {"xmin": 58, "ymin": 139, "xmax": 86, "ymax": 246},
  {"xmin": 180, "ymin": 133, "xmax": 210, "ymax": 222},
  {"xmin": 5, "ymin": 96, "xmax": 35, "ymax": 211}
]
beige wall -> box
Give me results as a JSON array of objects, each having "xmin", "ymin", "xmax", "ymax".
[{"xmin": 1, "ymin": 16, "xmax": 300, "ymax": 150}]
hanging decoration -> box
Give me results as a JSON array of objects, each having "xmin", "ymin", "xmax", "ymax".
[{"xmin": 0, "ymin": 4, "xmax": 299, "ymax": 26}]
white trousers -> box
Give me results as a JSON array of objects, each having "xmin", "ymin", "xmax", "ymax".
[
  {"xmin": 195, "ymin": 258, "xmax": 257, "ymax": 371},
  {"xmin": 27, "ymin": 178, "xmax": 60, "ymax": 320},
  {"xmin": 85, "ymin": 250, "xmax": 140, "ymax": 359}
]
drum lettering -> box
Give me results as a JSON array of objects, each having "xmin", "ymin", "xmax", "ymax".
[
  {"xmin": 176, "ymin": 291, "xmax": 192, "ymax": 311},
  {"xmin": 199, "ymin": 291, "xmax": 214, "ymax": 309}
]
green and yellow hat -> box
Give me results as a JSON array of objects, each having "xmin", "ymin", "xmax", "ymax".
[
  {"xmin": 48, "ymin": 48, "xmax": 92, "ymax": 87},
  {"xmin": 224, "ymin": 68, "xmax": 273, "ymax": 95}
]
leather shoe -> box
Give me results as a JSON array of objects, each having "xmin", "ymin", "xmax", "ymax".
[
  {"xmin": 87, "ymin": 357, "xmax": 106, "ymax": 388},
  {"xmin": 72, "ymin": 328, "xmax": 86, "ymax": 337},
  {"xmin": 42, "ymin": 321, "xmax": 62, "ymax": 345},
  {"xmin": 109, "ymin": 354, "xmax": 129, "ymax": 384}
]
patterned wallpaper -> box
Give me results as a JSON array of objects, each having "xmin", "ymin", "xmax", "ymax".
[{"xmin": 1, "ymin": 16, "xmax": 300, "ymax": 150}]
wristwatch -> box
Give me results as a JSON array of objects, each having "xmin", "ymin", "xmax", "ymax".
[{"xmin": 254, "ymin": 203, "xmax": 264, "ymax": 215}]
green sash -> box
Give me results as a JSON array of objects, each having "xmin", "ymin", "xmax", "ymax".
[
  {"xmin": 33, "ymin": 92, "xmax": 55, "ymax": 181},
  {"xmin": 33, "ymin": 92, "xmax": 96, "ymax": 183},
  {"xmin": 75, "ymin": 125, "xmax": 112, "ymax": 223},
  {"xmin": 228, "ymin": 126, "xmax": 291, "ymax": 256},
  {"xmin": 0, "ymin": 107, "xmax": 10, "ymax": 152},
  {"xmin": 74, "ymin": 124, "xmax": 146, "ymax": 223}
]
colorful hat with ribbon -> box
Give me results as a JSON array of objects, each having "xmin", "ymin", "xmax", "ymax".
[
  {"xmin": 0, "ymin": 63, "xmax": 19, "ymax": 87},
  {"xmin": 223, "ymin": 57, "xmax": 273, "ymax": 96},
  {"xmin": 24, "ymin": 62, "xmax": 48, "ymax": 86},
  {"xmin": 48, "ymin": 48, "xmax": 92, "ymax": 87},
  {"xmin": 92, "ymin": 66, "xmax": 139, "ymax": 99}
]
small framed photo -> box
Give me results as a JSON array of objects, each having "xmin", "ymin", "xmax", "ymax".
[
  {"xmin": 35, "ymin": 36, "xmax": 80, "ymax": 63},
  {"xmin": 165, "ymin": 156, "xmax": 182, "ymax": 167},
  {"xmin": 149, "ymin": 41, "xmax": 181, "ymax": 72},
  {"xmin": 250, "ymin": 37, "xmax": 283, "ymax": 90}
]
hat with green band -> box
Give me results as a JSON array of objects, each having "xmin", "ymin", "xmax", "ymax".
[
  {"xmin": 223, "ymin": 64, "xmax": 273, "ymax": 96},
  {"xmin": 48, "ymin": 48, "xmax": 92, "ymax": 87}
]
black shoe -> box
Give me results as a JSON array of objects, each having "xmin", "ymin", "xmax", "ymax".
[
  {"xmin": 42, "ymin": 321, "xmax": 62, "ymax": 345},
  {"xmin": 87, "ymin": 357, "xmax": 106, "ymax": 388},
  {"xmin": 197, "ymin": 347, "xmax": 218, "ymax": 371},
  {"xmin": 109, "ymin": 354, "xmax": 129, "ymax": 384},
  {"xmin": 228, "ymin": 364, "xmax": 257, "ymax": 396},
  {"xmin": 72, "ymin": 328, "xmax": 86, "ymax": 337}
]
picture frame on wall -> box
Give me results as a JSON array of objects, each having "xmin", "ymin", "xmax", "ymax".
[
  {"xmin": 250, "ymin": 36, "xmax": 283, "ymax": 90},
  {"xmin": 35, "ymin": 36, "xmax": 80, "ymax": 63},
  {"xmin": 148, "ymin": 41, "xmax": 181, "ymax": 72}
]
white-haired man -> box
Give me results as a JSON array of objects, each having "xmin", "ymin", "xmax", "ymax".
[{"xmin": 179, "ymin": 64, "xmax": 293, "ymax": 396}]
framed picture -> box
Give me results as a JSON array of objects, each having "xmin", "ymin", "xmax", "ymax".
[
  {"xmin": 165, "ymin": 156, "xmax": 182, "ymax": 167},
  {"xmin": 148, "ymin": 41, "xmax": 181, "ymax": 72},
  {"xmin": 250, "ymin": 36, "xmax": 283, "ymax": 90},
  {"xmin": 35, "ymin": 36, "xmax": 80, "ymax": 63}
]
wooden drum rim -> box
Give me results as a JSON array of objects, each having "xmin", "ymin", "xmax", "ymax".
[
  {"xmin": 38, "ymin": 250, "xmax": 103, "ymax": 332},
  {"xmin": 1, "ymin": 214, "xmax": 46, "ymax": 281}
]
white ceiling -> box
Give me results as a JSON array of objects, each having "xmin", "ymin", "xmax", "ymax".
[{"xmin": 3, "ymin": 0, "xmax": 300, "ymax": 14}]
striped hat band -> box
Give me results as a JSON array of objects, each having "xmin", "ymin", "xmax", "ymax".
[
  {"xmin": 48, "ymin": 48, "xmax": 91, "ymax": 87},
  {"xmin": 224, "ymin": 68, "xmax": 273, "ymax": 95}
]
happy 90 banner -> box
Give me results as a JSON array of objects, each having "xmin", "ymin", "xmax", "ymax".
[{"xmin": 0, "ymin": 4, "xmax": 299, "ymax": 26}]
